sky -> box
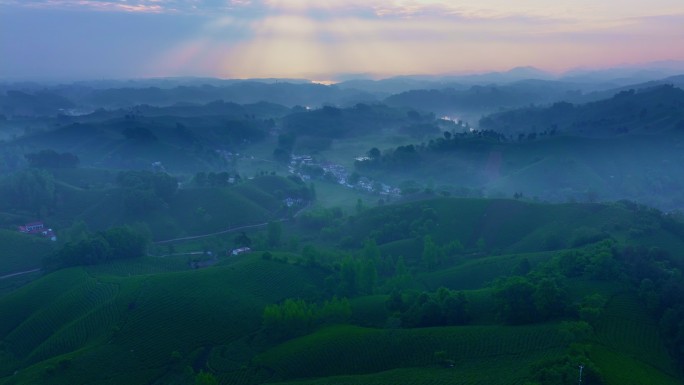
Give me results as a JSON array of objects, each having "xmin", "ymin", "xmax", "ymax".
[{"xmin": 1, "ymin": 0, "xmax": 683, "ymax": 81}]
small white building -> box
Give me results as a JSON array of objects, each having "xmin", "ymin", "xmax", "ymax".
[{"xmin": 231, "ymin": 247, "xmax": 251, "ymax": 256}]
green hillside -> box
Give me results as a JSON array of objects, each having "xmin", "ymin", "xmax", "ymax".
[
  {"xmin": 254, "ymin": 324, "xmax": 566, "ymax": 384},
  {"xmin": 356, "ymin": 130, "xmax": 684, "ymax": 211},
  {"xmin": 1, "ymin": 197, "xmax": 683, "ymax": 385},
  {"xmin": 0, "ymin": 256, "xmax": 328, "ymax": 385},
  {"xmin": 479, "ymin": 85, "xmax": 684, "ymax": 136},
  {"xmin": 0, "ymin": 173, "xmax": 305, "ymax": 243},
  {"xmin": 339, "ymin": 198, "xmax": 637, "ymax": 254},
  {"xmin": 0, "ymin": 230, "xmax": 55, "ymax": 276}
]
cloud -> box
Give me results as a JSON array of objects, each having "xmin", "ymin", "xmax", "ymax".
[
  {"xmin": 141, "ymin": 0, "xmax": 684, "ymax": 79},
  {"xmin": 3, "ymin": 0, "xmax": 684, "ymax": 79},
  {"xmin": 5, "ymin": 0, "xmax": 683, "ymax": 24},
  {"xmin": 0, "ymin": 0, "xmax": 266, "ymax": 14},
  {"xmin": 0, "ymin": 0, "xmax": 170, "ymax": 13}
]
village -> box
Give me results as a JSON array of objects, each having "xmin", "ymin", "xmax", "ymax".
[{"xmin": 288, "ymin": 154, "xmax": 401, "ymax": 199}]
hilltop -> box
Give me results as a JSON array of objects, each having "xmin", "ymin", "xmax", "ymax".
[
  {"xmin": 354, "ymin": 85, "xmax": 684, "ymax": 212},
  {"xmin": 479, "ymin": 85, "xmax": 684, "ymax": 136}
]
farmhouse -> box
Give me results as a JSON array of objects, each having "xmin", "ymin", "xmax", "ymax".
[
  {"xmin": 230, "ymin": 247, "xmax": 251, "ymax": 256},
  {"xmin": 18, "ymin": 221, "xmax": 57, "ymax": 241},
  {"xmin": 18, "ymin": 222, "xmax": 45, "ymax": 233}
]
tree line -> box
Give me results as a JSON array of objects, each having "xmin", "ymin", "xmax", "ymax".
[
  {"xmin": 262, "ymin": 297, "xmax": 351, "ymax": 341},
  {"xmin": 116, "ymin": 170, "xmax": 177, "ymax": 215},
  {"xmin": 25, "ymin": 149, "xmax": 79, "ymax": 169},
  {"xmin": 43, "ymin": 226, "xmax": 148, "ymax": 270}
]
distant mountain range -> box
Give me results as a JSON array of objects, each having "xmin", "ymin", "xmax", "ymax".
[{"xmin": 1, "ymin": 62, "xmax": 683, "ymax": 118}]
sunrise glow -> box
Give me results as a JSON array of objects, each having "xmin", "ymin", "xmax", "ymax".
[{"xmin": 1, "ymin": 0, "xmax": 683, "ymax": 79}]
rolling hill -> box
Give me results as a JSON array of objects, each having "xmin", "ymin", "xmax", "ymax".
[{"xmin": 1, "ymin": 197, "xmax": 682, "ymax": 385}]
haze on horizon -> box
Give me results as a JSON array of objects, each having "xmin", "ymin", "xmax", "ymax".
[{"xmin": 1, "ymin": 0, "xmax": 683, "ymax": 81}]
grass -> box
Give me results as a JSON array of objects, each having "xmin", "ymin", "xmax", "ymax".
[
  {"xmin": 593, "ymin": 292, "xmax": 677, "ymax": 376},
  {"xmin": 0, "ymin": 255, "xmax": 329, "ymax": 384},
  {"xmin": 49, "ymin": 168, "xmax": 117, "ymax": 190},
  {"xmin": 348, "ymin": 295, "xmax": 390, "ymax": 328},
  {"xmin": 0, "ymin": 270, "xmax": 42, "ymax": 297},
  {"xmin": 83, "ymin": 255, "xmax": 192, "ymax": 277},
  {"xmin": 346, "ymin": 197, "xmax": 679, "ymax": 260},
  {"xmin": 253, "ymin": 323, "xmax": 568, "ymax": 383},
  {"xmin": 29, "ymin": 175, "xmax": 304, "ymax": 242},
  {"xmin": 0, "ymin": 230, "xmax": 55, "ymax": 276},
  {"xmin": 590, "ymin": 345, "xmax": 682, "ymax": 385},
  {"xmin": 269, "ymin": 361, "xmax": 544, "ymax": 385},
  {"xmin": 418, "ymin": 251, "xmax": 553, "ymax": 291},
  {"xmin": 356, "ymin": 131, "xmax": 684, "ymax": 213},
  {"xmin": 4, "ymin": 276, "xmax": 118, "ymax": 361},
  {"xmin": 1, "ymin": 198, "xmax": 684, "ymax": 385}
]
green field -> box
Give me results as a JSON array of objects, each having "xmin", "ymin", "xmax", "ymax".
[
  {"xmin": 0, "ymin": 230, "xmax": 55, "ymax": 276},
  {"xmin": 0, "ymin": 197, "xmax": 682, "ymax": 385}
]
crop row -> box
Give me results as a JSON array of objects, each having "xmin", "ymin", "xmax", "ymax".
[{"xmin": 255, "ymin": 324, "xmax": 566, "ymax": 381}]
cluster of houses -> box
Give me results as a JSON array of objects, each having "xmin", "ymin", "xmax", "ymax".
[
  {"xmin": 187, "ymin": 247, "xmax": 252, "ymax": 270},
  {"xmin": 215, "ymin": 149, "xmax": 256, "ymax": 164},
  {"xmin": 289, "ymin": 154, "xmax": 401, "ymax": 198},
  {"xmin": 17, "ymin": 222, "xmax": 57, "ymax": 241},
  {"xmin": 283, "ymin": 197, "xmax": 304, "ymax": 208}
]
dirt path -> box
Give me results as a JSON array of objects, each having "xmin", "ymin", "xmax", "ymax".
[
  {"xmin": 154, "ymin": 222, "xmax": 273, "ymax": 244},
  {"xmin": 0, "ymin": 268, "xmax": 41, "ymax": 280},
  {"xmin": 154, "ymin": 202, "xmax": 311, "ymax": 245}
]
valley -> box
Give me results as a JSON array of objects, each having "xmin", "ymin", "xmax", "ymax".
[{"xmin": 1, "ymin": 74, "xmax": 684, "ymax": 385}]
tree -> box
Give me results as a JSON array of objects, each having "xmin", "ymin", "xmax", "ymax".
[
  {"xmin": 533, "ymin": 278, "xmax": 567, "ymax": 320},
  {"xmin": 579, "ymin": 294, "xmax": 606, "ymax": 325},
  {"xmin": 443, "ymin": 239, "xmax": 464, "ymax": 259},
  {"xmin": 46, "ymin": 226, "xmax": 148, "ymax": 270},
  {"xmin": 362, "ymin": 238, "xmax": 381, "ymax": 263},
  {"xmin": 441, "ymin": 290, "xmax": 469, "ymax": 325},
  {"xmin": 494, "ymin": 276, "xmax": 538, "ymax": 324},
  {"xmin": 267, "ymin": 221, "xmax": 282, "ymax": 248},
  {"xmin": 102, "ymin": 225, "xmax": 149, "ymax": 260},
  {"xmin": 302, "ymin": 245, "xmax": 318, "ymax": 266},
  {"xmin": 234, "ymin": 232, "xmax": 252, "ymax": 248},
  {"xmin": 273, "ymin": 147, "xmax": 291, "ymax": 163},
  {"xmin": 386, "ymin": 290, "xmax": 406, "ymax": 313},
  {"xmin": 514, "ymin": 258, "xmax": 532, "ymax": 276},
  {"xmin": 339, "ymin": 257, "xmax": 360, "ymax": 297},
  {"xmin": 25, "ymin": 149, "xmax": 79, "ymax": 168},
  {"xmin": 422, "ymin": 235, "xmax": 443, "ymax": 270},
  {"xmin": 3, "ymin": 168, "xmax": 56, "ymax": 215},
  {"xmin": 262, "ymin": 297, "xmax": 350, "ymax": 341},
  {"xmin": 368, "ymin": 147, "xmax": 381, "ymax": 159},
  {"xmin": 359, "ymin": 258, "xmax": 377, "ymax": 295},
  {"xmin": 398, "ymin": 288, "xmax": 470, "ymax": 328},
  {"xmin": 59, "ymin": 220, "xmax": 89, "ymax": 244},
  {"xmin": 194, "ymin": 371, "xmax": 219, "ymax": 385},
  {"xmin": 355, "ymin": 198, "xmax": 365, "ymax": 214},
  {"xmin": 387, "ymin": 256, "xmax": 413, "ymax": 291},
  {"xmin": 116, "ymin": 170, "xmax": 178, "ymax": 209}
]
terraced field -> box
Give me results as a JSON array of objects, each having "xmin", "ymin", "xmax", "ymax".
[
  {"xmin": 0, "ymin": 230, "xmax": 55, "ymax": 276},
  {"xmin": 419, "ymin": 251, "xmax": 553, "ymax": 290},
  {"xmin": 0, "ymin": 256, "xmax": 329, "ymax": 384},
  {"xmin": 593, "ymin": 292, "xmax": 678, "ymax": 378},
  {"xmin": 1, "ymin": 197, "xmax": 683, "ymax": 385},
  {"xmin": 253, "ymin": 324, "xmax": 567, "ymax": 383}
]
